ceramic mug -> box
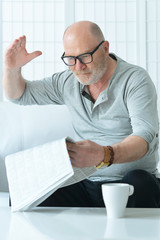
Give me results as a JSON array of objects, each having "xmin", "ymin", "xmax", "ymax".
[{"xmin": 102, "ymin": 183, "xmax": 134, "ymax": 218}]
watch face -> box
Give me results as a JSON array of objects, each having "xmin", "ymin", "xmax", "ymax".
[
  {"xmin": 101, "ymin": 161, "xmax": 109, "ymax": 166},
  {"xmin": 100, "ymin": 161, "xmax": 109, "ymax": 169},
  {"xmin": 103, "ymin": 162, "xmax": 109, "ymax": 166},
  {"xmin": 96, "ymin": 157, "xmax": 109, "ymax": 169}
]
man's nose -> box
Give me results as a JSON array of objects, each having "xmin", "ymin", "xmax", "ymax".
[{"xmin": 74, "ymin": 59, "xmax": 86, "ymax": 71}]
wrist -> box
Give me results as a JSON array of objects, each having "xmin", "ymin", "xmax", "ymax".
[
  {"xmin": 4, "ymin": 66, "xmax": 21, "ymax": 72},
  {"xmin": 96, "ymin": 146, "xmax": 114, "ymax": 169}
]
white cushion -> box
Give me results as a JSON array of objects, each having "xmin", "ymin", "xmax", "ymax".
[{"xmin": 0, "ymin": 102, "xmax": 74, "ymax": 192}]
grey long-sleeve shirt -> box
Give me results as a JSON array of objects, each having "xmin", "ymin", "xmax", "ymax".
[{"xmin": 10, "ymin": 54, "xmax": 160, "ymax": 181}]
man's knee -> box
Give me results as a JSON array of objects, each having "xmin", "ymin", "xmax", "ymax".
[
  {"xmin": 121, "ymin": 169, "xmax": 160, "ymax": 207},
  {"xmin": 122, "ymin": 169, "xmax": 154, "ymax": 186}
]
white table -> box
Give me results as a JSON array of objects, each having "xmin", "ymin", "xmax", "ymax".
[{"xmin": 0, "ymin": 193, "xmax": 160, "ymax": 240}]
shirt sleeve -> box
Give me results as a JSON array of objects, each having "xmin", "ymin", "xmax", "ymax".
[
  {"xmin": 8, "ymin": 71, "xmax": 70, "ymax": 106},
  {"xmin": 125, "ymin": 68, "xmax": 159, "ymax": 155}
]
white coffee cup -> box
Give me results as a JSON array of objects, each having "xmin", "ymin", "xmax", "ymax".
[{"xmin": 102, "ymin": 183, "xmax": 134, "ymax": 218}]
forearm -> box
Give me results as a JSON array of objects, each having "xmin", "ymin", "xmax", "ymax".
[
  {"xmin": 67, "ymin": 136, "xmax": 149, "ymax": 168},
  {"xmin": 2, "ymin": 67, "xmax": 26, "ymax": 99},
  {"xmin": 112, "ymin": 135, "xmax": 149, "ymax": 164}
]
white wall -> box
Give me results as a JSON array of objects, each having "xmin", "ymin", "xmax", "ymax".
[{"xmin": 0, "ymin": 0, "xmax": 160, "ymax": 115}]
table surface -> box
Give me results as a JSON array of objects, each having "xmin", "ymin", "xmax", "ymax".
[{"xmin": 0, "ymin": 193, "xmax": 160, "ymax": 240}]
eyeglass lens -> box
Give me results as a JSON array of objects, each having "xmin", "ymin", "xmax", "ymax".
[{"xmin": 65, "ymin": 54, "xmax": 92, "ymax": 66}]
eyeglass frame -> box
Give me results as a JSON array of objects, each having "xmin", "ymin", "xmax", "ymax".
[{"xmin": 61, "ymin": 40, "xmax": 105, "ymax": 66}]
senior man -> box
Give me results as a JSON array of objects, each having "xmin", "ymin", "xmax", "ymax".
[{"xmin": 3, "ymin": 21, "xmax": 160, "ymax": 207}]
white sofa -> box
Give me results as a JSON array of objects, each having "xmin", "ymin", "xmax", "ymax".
[
  {"xmin": 0, "ymin": 101, "xmax": 160, "ymax": 193},
  {"xmin": 0, "ymin": 102, "xmax": 75, "ymax": 192}
]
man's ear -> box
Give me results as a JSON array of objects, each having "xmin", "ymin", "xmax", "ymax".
[{"xmin": 103, "ymin": 41, "xmax": 109, "ymax": 54}]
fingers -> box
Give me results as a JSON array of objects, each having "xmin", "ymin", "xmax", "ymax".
[
  {"xmin": 66, "ymin": 144, "xmax": 78, "ymax": 166},
  {"xmin": 66, "ymin": 141, "xmax": 85, "ymax": 150},
  {"xmin": 10, "ymin": 35, "xmax": 26, "ymax": 50},
  {"xmin": 10, "ymin": 40, "xmax": 18, "ymax": 49},
  {"xmin": 66, "ymin": 142, "xmax": 77, "ymax": 152},
  {"xmin": 68, "ymin": 151, "xmax": 76, "ymax": 160},
  {"xmin": 68, "ymin": 152, "xmax": 81, "ymax": 168},
  {"xmin": 76, "ymin": 140, "xmax": 88, "ymax": 145},
  {"xmin": 20, "ymin": 35, "xmax": 26, "ymax": 47}
]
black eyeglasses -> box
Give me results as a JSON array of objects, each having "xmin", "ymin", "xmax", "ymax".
[{"xmin": 61, "ymin": 40, "xmax": 105, "ymax": 66}]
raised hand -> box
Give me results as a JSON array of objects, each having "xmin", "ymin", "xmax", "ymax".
[{"xmin": 4, "ymin": 35, "xmax": 42, "ymax": 69}]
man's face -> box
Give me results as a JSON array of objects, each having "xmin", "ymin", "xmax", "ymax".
[{"xmin": 64, "ymin": 41, "xmax": 108, "ymax": 85}]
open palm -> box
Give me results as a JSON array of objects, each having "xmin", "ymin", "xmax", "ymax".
[{"xmin": 5, "ymin": 35, "xmax": 42, "ymax": 69}]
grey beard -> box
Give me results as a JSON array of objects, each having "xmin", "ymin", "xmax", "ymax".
[{"xmin": 74, "ymin": 65, "xmax": 107, "ymax": 85}]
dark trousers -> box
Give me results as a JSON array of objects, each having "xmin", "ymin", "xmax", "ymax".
[{"xmin": 39, "ymin": 169, "xmax": 160, "ymax": 208}]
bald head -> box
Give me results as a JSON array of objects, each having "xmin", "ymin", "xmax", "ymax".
[{"xmin": 63, "ymin": 21, "xmax": 105, "ymax": 43}]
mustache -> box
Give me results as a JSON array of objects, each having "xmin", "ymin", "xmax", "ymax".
[{"xmin": 73, "ymin": 70, "xmax": 91, "ymax": 75}]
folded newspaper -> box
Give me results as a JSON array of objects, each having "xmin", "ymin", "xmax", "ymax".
[{"xmin": 5, "ymin": 137, "xmax": 96, "ymax": 212}]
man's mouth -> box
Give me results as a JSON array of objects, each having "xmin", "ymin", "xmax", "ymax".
[{"xmin": 75, "ymin": 71, "xmax": 91, "ymax": 76}]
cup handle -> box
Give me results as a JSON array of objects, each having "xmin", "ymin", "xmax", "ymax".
[{"xmin": 129, "ymin": 185, "xmax": 134, "ymax": 196}]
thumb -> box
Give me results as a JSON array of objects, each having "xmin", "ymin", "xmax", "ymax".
[{"xmin": 27, "ymin": 50, "xmax": 42, "ymax": 62}]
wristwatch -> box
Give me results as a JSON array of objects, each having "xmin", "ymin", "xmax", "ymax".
[{"xmin": 96, "ymin": 146, "xmax": 114, "ymax": 169}]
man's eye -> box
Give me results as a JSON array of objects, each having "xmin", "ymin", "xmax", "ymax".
[
  {"xmin": 80, "ymin": 54, "xmax": 90, "ymax": 59},
  {"xmin": 68, "ymin": 57, "xmax": 74, "ymax": 60},
  {"xmin": 67, "ymin": 57, "xmax": 75, "ymax": 63}
]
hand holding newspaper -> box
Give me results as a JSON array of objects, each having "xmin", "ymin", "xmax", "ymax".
[{"xmin": 5, "ymin": 137, "xmax": 96, "ymax": 212}]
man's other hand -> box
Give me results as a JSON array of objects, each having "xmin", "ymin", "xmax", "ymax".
[{"xmin": 66, "ymin": 140, "xmax": 104, "ymax": 168}]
